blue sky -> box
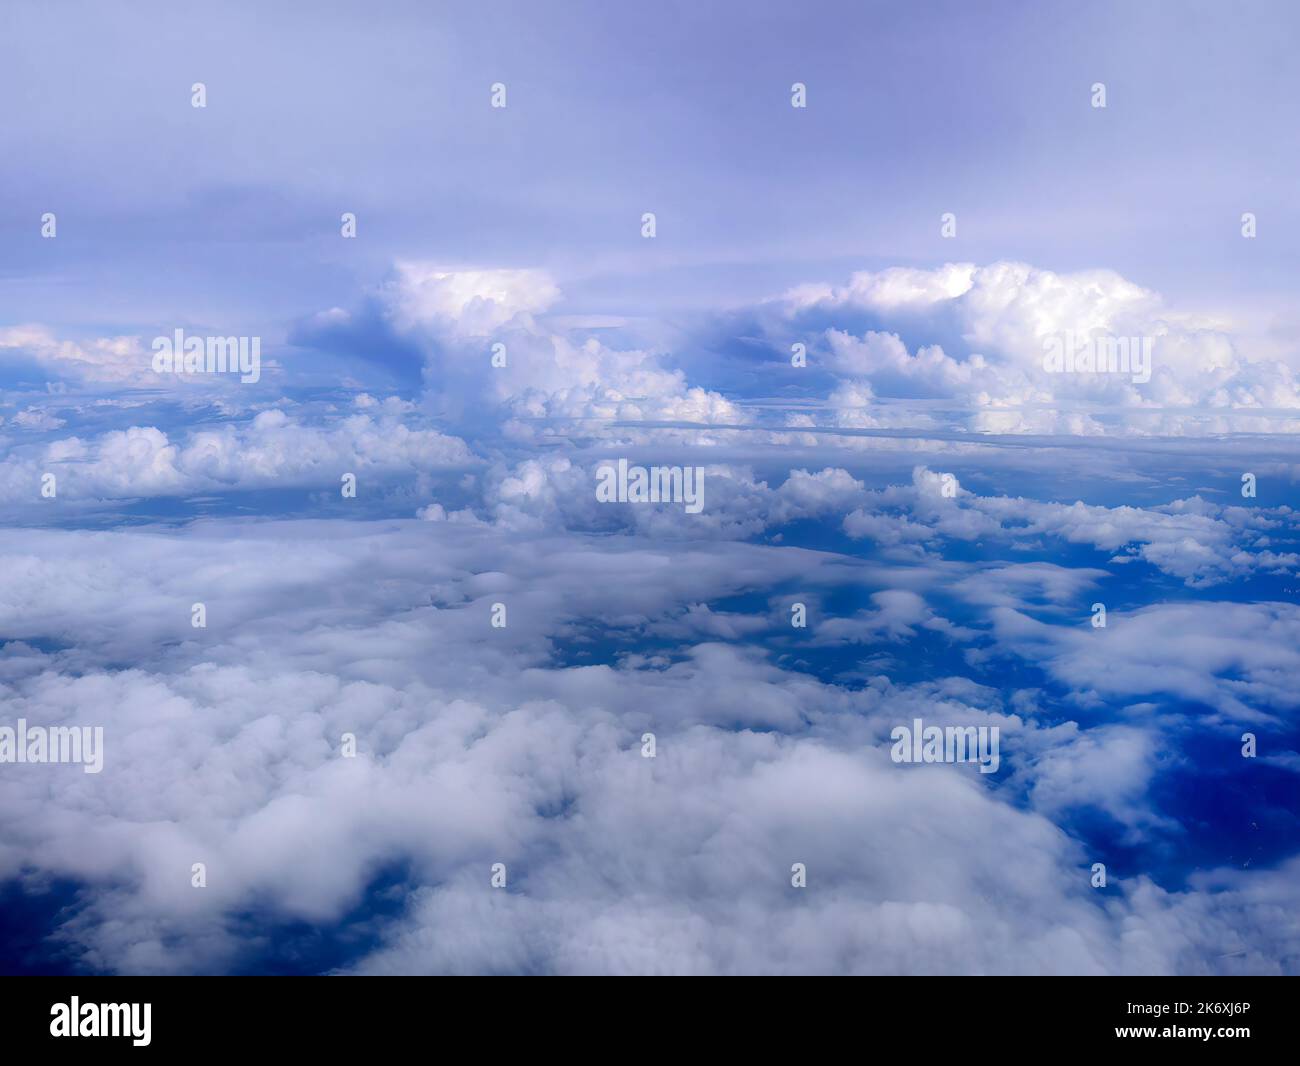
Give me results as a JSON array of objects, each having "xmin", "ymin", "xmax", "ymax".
[
  {"xmin": 5, "ymin": 1, "xmax": 1299, "ymax": 332},
  {"xmin": 1, "ymin": 0, "xmax": 1298, "ymax": 974}
]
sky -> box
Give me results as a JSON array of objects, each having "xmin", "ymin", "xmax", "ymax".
[{"xmin": 0, "ymin": 0, "xmax": 1298, "ymax": 975}]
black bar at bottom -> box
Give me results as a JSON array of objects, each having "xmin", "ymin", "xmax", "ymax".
[{"xmin": 0, "ymin": 976, "xmax": 1288, "ymax": 1053}]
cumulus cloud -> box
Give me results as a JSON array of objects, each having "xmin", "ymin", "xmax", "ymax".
[
  {"xmin": 4, "ymin": 254, "xmax": 1298, "ymax": 977},
  {"xmin": 381, "ymin": 265, "xmax": 562, "ymax": 336},
  {"xmin": 779, "ymin": 262, "xmax": 1300, "ymax": 433},
  {"xmin": 0, "ymin": 326, "xmax": 154, "ymax": 386},
  {"xmin": 0, "ymin": 397, "xmax": 476, "ymax": 505},
  {"xmin": 989, "ymin": 600, "xmax": 1300, "ymax": 722},
  {"xmin": 295, "ymin": 263, "xmax": 746, "ymax": 439},
  {"xmin": 2, "ymin": 520, "xmax": 1295, "ymax": 975},
  {"xmin": 844, "ymin": 467, "xmax": 1300, "ymax": 587}
]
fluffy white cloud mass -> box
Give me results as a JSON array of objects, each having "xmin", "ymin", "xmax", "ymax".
[
  {"xmin": 780, "ymin": 262, "xmax": 1300, "ymax": 435},
  {"xmin": 3, "ymin": 257, "xmax": 1297, "ymax": 976},
  {"xmin": 1, "ymin": 521, "xmax": 1295, "ymax": 975}
]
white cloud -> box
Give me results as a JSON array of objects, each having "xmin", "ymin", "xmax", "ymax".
[
  {"xmin": 782, "ymin": 262, "xmax": 1300, "ymax": 432},
  {"xmin": 0, "ymin": 399, "xmax": 477, "ymax": 504},
  {"xmin": 844, "ymin": 466, "xmax": 1299, "ymax": 587},
  {"xmin": 382, "ymin": 265, "xmax": 561, "ymax": 336},
  {"xmin": 989, "ymin": 599, "xmax": 1300, "ymax": 722},
  {"xmin": 0, "ymin": 326, "xmax": 153, "ymax": 385},
  {"xmin": 1, "ymin": 519, "xmax": 1293, "ymax": 974}
]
